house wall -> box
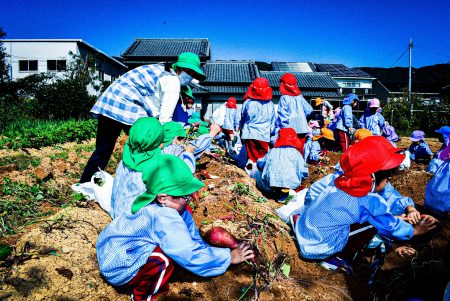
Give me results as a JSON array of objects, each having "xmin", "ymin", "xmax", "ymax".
[
  {"xmin": 3, "ymin": 41, "xmax": 78, "ymax": 80},
  {"xmin": 4, "ymin": 40, "xmax": 127, "ymax": 96}
]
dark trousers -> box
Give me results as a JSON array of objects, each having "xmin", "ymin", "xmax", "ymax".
[{"xmin": 79, "ymin": 116, "xmax": 131, "ymax": 183}]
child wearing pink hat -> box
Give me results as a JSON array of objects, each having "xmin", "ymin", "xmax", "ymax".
[
  {"xmin": 408, "ymin": 130, "xmax": 433, "ymax": 162},
  {"xmin": 359, "ymin": 98, "xmax": 385, "ymax": 136}
]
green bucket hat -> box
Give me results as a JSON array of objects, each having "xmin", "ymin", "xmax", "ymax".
[
  {"xmin": 131, "ymin": 154, "xmax": 204, "ymax": 214},
  {"xmin": 122, "ymin": 117, "xmax": 163, "ymax": 172},
  {"xmin": 197, "ymin": 125, "xmax": 210, "ymax": 135},
  {"xmin": 172, "ymin": 52, "xmax": 206, "ymax": 81},
  {"xmin": 162, "ymin": 122, "xmax": 187, "ymax": 147},
  {"xmin": 182, "ymin": 85, "xmax": 194, "ymax": 99}
]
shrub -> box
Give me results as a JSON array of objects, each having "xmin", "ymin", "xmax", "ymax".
[
  {"xmin": 384, "ymin": 92, "xmax": 450, "ymax": 137},
  {"xmin": 0, "ymin": 119, "xmax": 97, "ymax": 149}
]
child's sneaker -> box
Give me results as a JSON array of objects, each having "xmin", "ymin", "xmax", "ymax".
[{"xmin": 319, "ymin": 256, "xmax": 353, "ymax": 275}]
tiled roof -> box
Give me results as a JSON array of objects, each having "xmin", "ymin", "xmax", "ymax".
[
  {"xmin": 271, "ymin": 62, "xmax": 317, "ymax": 72},
  {"xmin": 122, "ymin": 38, "xmax": 210, "ymax": 58},
  {"xmin": 260, "ymin": 71, "xmax": 340, "ymax": 89},
  {"xmin": 192, "ymin": 85, "xmax": 248, "ymax": 94},
  {"xmin": 314, "ymin": 63, "xmax": 372, "ymax": 78},
  {"xmin": 275, "ymin": 91, "xmax": 343, "ymax": 98},
  {"xmin": 202, "ymin": 61, "xmax": 260, "ymax": 83}
]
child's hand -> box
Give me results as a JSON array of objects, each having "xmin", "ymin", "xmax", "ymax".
[
  {"xmin": 185, "ymin": 146, "xmax": 195, "ymax": 154},
  {"xmin": 209, "ymin": 123, "xmax": 222, "ymax": 138},
  {"xmin": 395, "ymin": 245, "xmax": 416, "ymax": 258},
  {"xmin": 231, "ymin": 243, "xmax": 255, "ymax": 264},
  {"xmin": 413, "ymin": 215, "xmax": 437, "ymax": 236},
  {"xmin": 406, "ymin": 208, "xmax": 421, "ymax": 225},
  {"xmin": 418, "ymin": 214, "xmax": 437, "ymax": 226}
]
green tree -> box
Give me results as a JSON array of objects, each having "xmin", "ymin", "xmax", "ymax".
[
  {"xmin": 384, "ymin": 90, "xmax": 450, "ymax": 136},
  {"xmin": 0, "ymin": 27, "xmax": 9, "ymax": 83}
]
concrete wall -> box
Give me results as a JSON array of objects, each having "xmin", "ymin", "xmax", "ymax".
[{"xmin": 3, "ymin": 41, "xmax": 78, "ymax": 80}]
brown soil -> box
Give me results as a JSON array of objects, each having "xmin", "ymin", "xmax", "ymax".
[{"xmin": 0, "ymin": 136, "xmax": 448, "ymax": 301}]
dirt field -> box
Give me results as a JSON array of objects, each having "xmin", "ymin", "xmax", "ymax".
[{"xmin": 0, "ymin": 137, "xmax": 448, "ymax": 301}]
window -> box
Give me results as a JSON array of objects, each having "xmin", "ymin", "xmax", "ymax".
[
  {"xmin": 98, "ymin": 70, "xmax": 105, "ymax": 81},
  {"xmin": 342, "ymin": 82, "xmax": 361, "ymax": 88},
  {"xmin": 19, "ymin": 60, "xmax": 38, "ymax": 71},
  {"xmin": 47, "ymin": 60, "xmax": 67, "ymax": 71}
]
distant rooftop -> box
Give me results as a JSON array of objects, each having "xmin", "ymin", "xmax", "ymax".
[
  {"xmin": 193, "ymin": 61, "xmax": 259, "ymax": 94},
  {"xmin": 260, "ymin": 71, "xmax": 342, "ymax": 98},
  {"xmin": 271, "ymin": 62, "xmax": 316, "ymax": 73},
  {"xmin": 202, "ymin": 61, "xmax": 259, "ymax": 84},
  {"xmin": 122, "ymin": 38, "xmax": 210, "ymax": 59},
  {"xmin": 260, "ymin": 71, "xmax": 340, "ymax": 89},
  {"xmin": 314, "ymin": 63, "xmax": 372, "ymax": 78}
]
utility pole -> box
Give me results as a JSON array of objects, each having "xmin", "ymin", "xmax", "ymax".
[
  {"xmin": 409, "ymin": 38, "xmax": 413, "ymax": 118},
  {"xmin": 408, "ymin": 38, "xmax": 413, "ymax": 100}
]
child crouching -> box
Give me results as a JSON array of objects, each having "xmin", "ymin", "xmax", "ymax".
[
  {"xmin": 97, "ymin": 155, "xmax": 254, "ymax": 301},
  {"xmin": 294, "ymin": 136, "xmax": 437, "ymax": 266},
  {"xmin": 255, "ymin": 128, "xmax": 309, "ymax": 201}
]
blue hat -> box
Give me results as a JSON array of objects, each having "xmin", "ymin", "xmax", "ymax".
[
  {"xmin": 347, "ymin": 93, "xmax": 359, "ymax": 102},
  {"xmin": 435, "ymin": 126, "xmax": 450, "ymax": 138},
  {"xmin": 343, "ymin": 93, "xmax": 359, "ymax": 105}
]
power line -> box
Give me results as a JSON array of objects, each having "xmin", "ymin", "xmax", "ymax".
[
  {"xmin": 414, "ymin": 44, "xmax": 450, "ymax": 60},
  {"xmin": 389, "ymin": 47, "xmax": 409, "ymax": 68}
]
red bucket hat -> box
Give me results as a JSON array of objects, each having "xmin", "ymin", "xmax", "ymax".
[
  {"xmin": 279, "ymin": 73, "xmax": 301, "ymax": 96},
  {"xmin": 226, "ymin": 97, "xmax": 237, "ymax": 108},
  {"xmin": 247, "ymin": 77, "xmax": 272, "ymax": 101},
  {"xmin": 274, "ymin": 128, "xmax": 303, "ymax": 153},
  {"xmin": 334, "ymin": 136, "xmax": 405, "ymax": 197}
]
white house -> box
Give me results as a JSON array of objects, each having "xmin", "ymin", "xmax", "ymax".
[{"xmin": 2, "ymin": 39, "xmax": 127, "ymax": 94}]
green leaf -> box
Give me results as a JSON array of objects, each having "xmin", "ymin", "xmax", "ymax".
[
  {"xmin": 48, "ymin": 250, "xmax": 61, "ymax": 257},
  {"xmin": 281, "ymin": 263, "xmax": 291, "ymax": 278},
  {"xmin": 0, "ymin": 244, "xmax": 12, "ymax": 260}
]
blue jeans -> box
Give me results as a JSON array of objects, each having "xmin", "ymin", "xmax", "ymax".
[{"xmin": 79, "ymin": 116, "xmax": 130, "ymax": 183}]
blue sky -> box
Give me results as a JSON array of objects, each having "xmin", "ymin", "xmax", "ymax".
[{"xmin": 2, "ymin": 0, "xmax": 450, "ymax": 68}]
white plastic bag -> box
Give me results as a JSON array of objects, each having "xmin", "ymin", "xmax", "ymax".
[
  {"xmin": 275, "ymin": 188, "xmax": 308, "ymax": 224},
  {"xmin": 399, "ymin": 150, "xmax": 411, "ymax": 170},
  {"xmin": 71, "ymin": 169, "xmax": 114, "ymax": 215},
  {"xmin": 212, "ymin": 103, "xmax": 226, "ymax": 126},
  {"xmin": 244, "ymin": 159, "xmax": 258, "ymax": 178}
]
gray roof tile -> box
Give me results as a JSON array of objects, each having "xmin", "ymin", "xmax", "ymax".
[
  {"xmin": 274, "ymin": 91, "xmax": 343, "ymax": 98},
  {"xmin": 314, "ymin": 63, "xmax": 371, "ymax": 78},
  {"xmin": 260, "ymin": 71, "xmax": 340, "ymax": 89},
  {"xmin": 122, "ymin": 38, "xmax": 210, "ymax": 58},
  {"xmin": 203, "ymin": 61, "xmax": 260, "ymax": 83},
  {"xmin": 192, "ymin": 85, "xmax": 248, "ymax": 94}
]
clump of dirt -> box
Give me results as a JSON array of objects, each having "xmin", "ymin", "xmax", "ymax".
[{"xmin": 0, "ymin": 136, "xmax": 448, "ymax": 301}]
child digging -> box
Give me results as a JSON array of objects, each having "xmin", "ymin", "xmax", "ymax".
[
  {"xmin": 408, "ymin": 130, "xmax": 434, "ymax": 163},
  {"xmin": 97, "ymin": 154, "xmax": 254, "ymax": 301},
  {"xmin": 255, "ymin": 127, "xmax": 309, "ymax": 201},
  {"xmin": 293, "ymin": 136, "xmax": 437, "ymax": 270}
]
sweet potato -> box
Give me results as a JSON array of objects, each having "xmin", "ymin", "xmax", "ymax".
[{"xmin": 203, "ymin": 226, "xmax": 239, "ymax": 249}]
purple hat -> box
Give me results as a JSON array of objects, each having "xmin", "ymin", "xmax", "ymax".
[{"xmin": 409, "ymin": 130, "xmax": 425, "ymax": 142}]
